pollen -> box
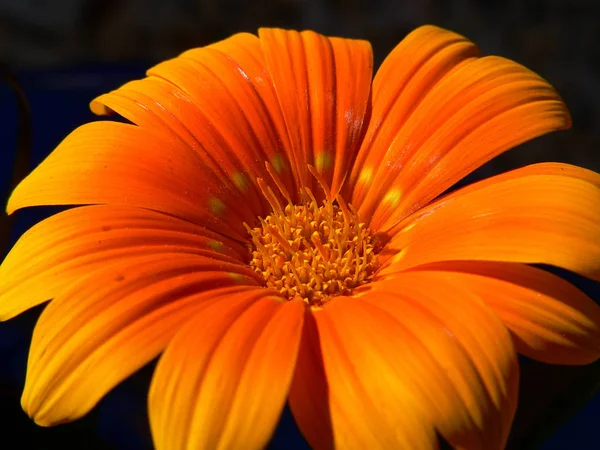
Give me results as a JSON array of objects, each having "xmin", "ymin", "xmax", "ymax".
[{"xmin": 246, "ymin": 165, "xmax": 380, "ymax": 307}]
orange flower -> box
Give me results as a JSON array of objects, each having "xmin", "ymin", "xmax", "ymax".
[{"xmin": 2, "ymin": 25, "xmax": 600, "ymax": 449}]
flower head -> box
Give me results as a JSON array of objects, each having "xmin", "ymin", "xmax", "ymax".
[{"xmin": 2, "ymin": 25, "xmax": 600, "ymax": 449}]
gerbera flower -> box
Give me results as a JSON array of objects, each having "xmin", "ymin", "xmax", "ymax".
[{"xmin": 2, "ymin": 24, "xmax": 600, "ymax": 449}]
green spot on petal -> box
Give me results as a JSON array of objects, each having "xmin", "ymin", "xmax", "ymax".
[
  {"xmin": 208, "ymin": 198, "xmax": 226, "ymax": 216},
  {"xmin": 315, "ymin": 151, "xmax": 333, "ymax": 172},
  {"xmin": 232, "ymin": 172, "xmax": 248, "ymax": 191},
  {"xmin": 228, "ymin": 272, "xmax": 247, "ymax": 284},
  {"xmin": 383, "ymin": 188, "xmax": 402, "ymax": 208},
  {"xmin": 208, "ymin": 240, "xmax": 224, "ymax": 252},
  {"xmin": 359, "ymin": 166, "xmax": 373, "ymax": 184},
  {"xmin": 271, "ymin": 153, "xmax": 286, "ymax": 174}
]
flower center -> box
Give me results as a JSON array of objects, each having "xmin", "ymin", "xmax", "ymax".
[{"xmin": 246, "ymin": 169, "xmax": 380, "ymax": 307}]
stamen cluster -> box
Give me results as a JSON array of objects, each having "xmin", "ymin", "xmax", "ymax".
[{"xmin": 247, "ymin": 189, "xmax": 379, "ymax": 306}]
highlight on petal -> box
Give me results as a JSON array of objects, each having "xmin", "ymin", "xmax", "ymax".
[
  {"xmin": 21, "ymin": 253, "xmax": 261, "ymax": 426},
  {"xmin": 346, "ymin": 25, "xmax": 570, "ymax": 230},
  {"xmin": 149, "ymin": 295, "xmax": 305, "ymax": 450},
  {"xmin": 258, "ymin": 28, "xmax": 373, "ymax": 197},
  {"xmin": 7, "ymin": 122, "xmax": 254, "ymax": 241},
  {"xmin": 411, "ymin": 261, "xmax": 600, "ymax": 365},
  {"xmin": 0, "ymin": 205, "xmax": 253, "ymax": 320},
  {"xmin": 382, "ymin": 169, "xmax": 600, "ymax": 281}
]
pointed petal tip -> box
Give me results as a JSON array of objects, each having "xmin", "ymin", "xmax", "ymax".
[
  {"xmin": 5, "ymin": 195, "xmax": 26, "ymax": 216},
  {"xmin": 415, "ymin": 23, "xmax": 465, "ymax": 34},
  {"xmin": 22, "ymin": 390, "xmax": 64, "ymax": 428},
  {"xmin": 407, "ymin": 262, "xmax": 600, "ymax": 366},
  {"xmin": 89, "ymin": 97, "xmax": 113, "ymax": 116},
  {"xmin": 409, "ymin": 23, "xmax": 472, "ymax": 45},
  {"xmin": 6, "ymin": 186, "xmax": 20, "ymax": 215}
]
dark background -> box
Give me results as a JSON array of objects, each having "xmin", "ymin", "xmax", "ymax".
[{"xmin": 1, "ymin": 0, "xmax": 599, "ymax": 449}]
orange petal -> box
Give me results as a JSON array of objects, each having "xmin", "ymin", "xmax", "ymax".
[
  {"xmin": 411, "ymin": 261, "xmax": 600, "ymax": 365},
  {"xmin": 258, "ymin": 28, "xmax": 373, "ymax": 197},
  {"xmin": 7, "ymin": 122, "xmax": 253, "ymax": 240},
  {"xmin": 352, "ymin": 271, "xmax": 518, "ymax": 449},
  {"xmin": 93, "ymin": 33, "xmax": 290, "ymax": 213},
  {"xmin": 381, "ymin": 171, "xmax": 600, "ymax": 281},
  {"xmin": 347, "ymin": 25, "xmax": 478, "ymax": 206},
  {"xmin": 289, "ymin": 299, "xmax": 442, "ymax": 449},
  {"xmin": 390, "ymin": 162, "xmax": 600, "ymax": 230},
  {"xmin": 347, "ymin": 25, "xmax": 570, "ymax": 230},
  {"xmin": 149, "ymin": 295, "xmax": 305, "ymax": 450},
  {"xmin": 21, "ymin": 253, "xmax": 261, "ymax": 426},
  {"xmin": 0, "ymin": 205, "xmax": 255, "ymax": 320}
]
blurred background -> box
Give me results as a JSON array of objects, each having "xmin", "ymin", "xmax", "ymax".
[{"xmin": 0, "ymin": 0, "xmax": 599, "ymax": 449}]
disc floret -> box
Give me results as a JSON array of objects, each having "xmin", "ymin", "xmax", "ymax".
[{"xmin": 247, "ymin": 167, "xmax": 379, "ymax": 306}]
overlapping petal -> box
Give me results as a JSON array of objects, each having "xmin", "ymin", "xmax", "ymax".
[
  {"xmin": 381, "ymin": 168, "xmax": 600, "ymax": 281},
  {"xmin": 347, "ymin": 25, "xmax": 570, "ymax": 231},
  {"xmin": 92, "ymin": 33, "xmax": 290, "ymax": 213},
  {"xmin": 288, "ymin": 300, "xmax": 437, "ymax": 449},
  {"xmin": 347, "ymin": 25, "xmax": 478, "ymax": 204},
  {"xmin": 22, "ymin": 253, "xmax": 260, "ymax": 426},
  {"xmin": 289, "ymin": 272, "xmax": 518, "ymax": 449},
  {"xmin": 7, "ymin": 122, "xmax": 255, "ymax": 240},
  {"xmin": 357, "ymin": 272, "xmax": 519, "ymax": 449},
  {"xmin": 149, "ymin": 295, "xmax": 305, "ymax": 450},
  {"xmin": 0, "ymin": 205, "xmax": 254, "ymax": 320},
  {"xmin": 388, "ymin": 162, "xmax": 600, "ymax": 231},
  {"xmin": 411, "ymin": 261, "xmax": 600, "ymax": 365},
  {"xmin": 258, "ymin": 28, "xmax": 373, "ymax": 197},
  {"xmin": 92, "ymin": 29, "xmax": 373, "ymax": 206}
]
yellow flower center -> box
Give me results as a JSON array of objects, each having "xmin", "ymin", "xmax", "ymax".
[{"xmin": 246, "ymin": 167, "xmax": 380, "ymax": 307}]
